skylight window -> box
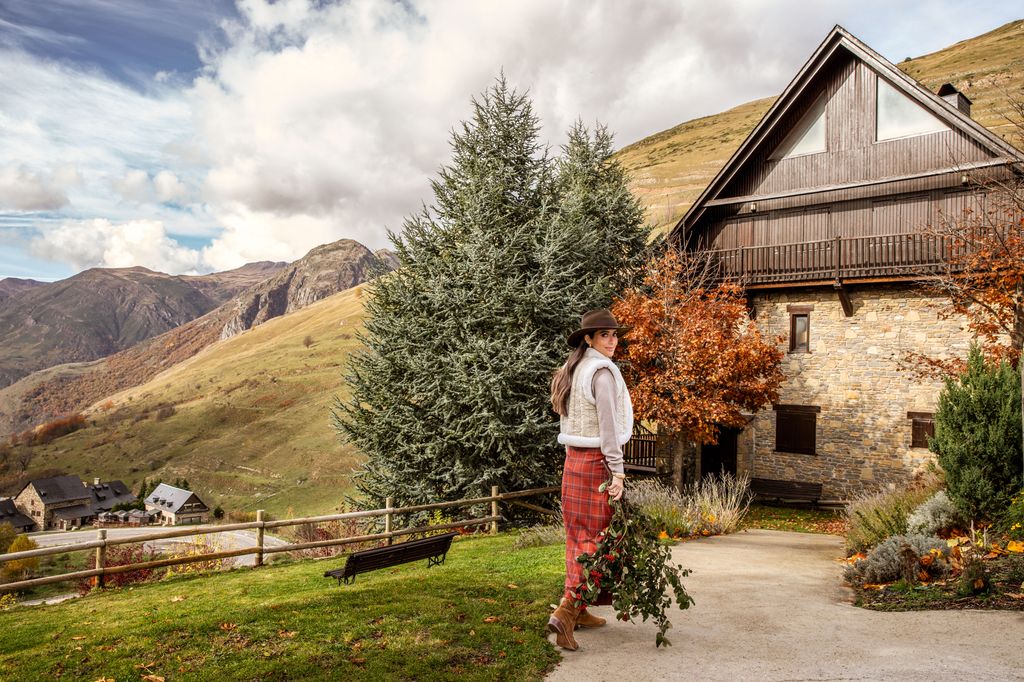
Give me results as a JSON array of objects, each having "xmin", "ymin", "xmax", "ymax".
[
  {"xmin": 876, "ymin": 78, "xmax": 948, "ymax": 141},
  {"xmin": 772, "ymin": 97, "xmax": 826, "ymax": 160}
]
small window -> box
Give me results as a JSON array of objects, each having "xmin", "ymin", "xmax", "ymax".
[
  {"xmin": 772, "ymin": 96, "xmax": 826, "ymax": 159},
  {"xmin": 787, "ymin": 304, "xmax": 812, "ymax": 353},
  {"xmin": 876, "ymin": 78, "xmax": 948, "ymax": 141},
  {"xmin": 908, "ymin": 411, "xmax": 935, "ymax": 449},
  {"xmin": 774, "ymin": 404, "xmax": 819, "ymax": 455}
]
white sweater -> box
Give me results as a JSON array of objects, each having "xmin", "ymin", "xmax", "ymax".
[{"xmin": 557, "ymin": 349, "xmax": 633, "ymax": 472}]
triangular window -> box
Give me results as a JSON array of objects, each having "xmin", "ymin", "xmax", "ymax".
[
  {"xmin": 876, "ymin": 77, "xmax": 948, "ymax": 141},
  {"xmin": 771, "ymin": 97, "xmax": 826, "ymax": 160}
]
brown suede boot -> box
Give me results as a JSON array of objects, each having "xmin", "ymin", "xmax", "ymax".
[
  {"xmin": 547, "ymin": 599, "xmax": 580, "ymax": 650},
  {"xmin": 575, "ymin": 608, "xmax": 606, "ymax": 629}
]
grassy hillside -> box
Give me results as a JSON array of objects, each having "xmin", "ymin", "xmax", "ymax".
[
  {"xmin": 0, "ymin": 533, "xmax": 562, "ymax": 681},
  {"xmin": 14, "ymin": 286, "xmax": 369, "ymax": 518},
  {"xmin": 615, "ymin": 19, "xmax": 1024, "ymax": 236}
]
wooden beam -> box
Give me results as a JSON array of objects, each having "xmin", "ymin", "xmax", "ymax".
[
  {"xmin": 834, "ymin": 282, "xmax": 854, "ymax": 317},
  {"xmin": 703, "ymin": 159, "xmax": 1006, "ymax": 208}
]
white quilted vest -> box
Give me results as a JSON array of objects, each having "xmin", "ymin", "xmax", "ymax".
[{"xmin": 557, "ymin": 348, "xmax": 633, "ymax": 448}]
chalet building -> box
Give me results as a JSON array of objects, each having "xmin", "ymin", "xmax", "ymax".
[
  {"xmin": 13, "ymin": 475, "xmax": 94, "ymax": 530},
  {"xmin": 0, "ymin": 498, "xmax": 34, "ymax": 533},
  {"xmin": 670, "ymin": 26, "xmax": 1024, "ymax": 502},
  {"xmin": 144, "ymin": 484, "xmax": 210, "ymax": 525}
]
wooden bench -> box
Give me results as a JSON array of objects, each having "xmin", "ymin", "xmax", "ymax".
[
  {"xmin": 323, "ymin": 532, "xmax": 458, "ymax": 585},
  {"xmin": 750, "ymin": 478, "xmax": 823, "ymax": 507}
]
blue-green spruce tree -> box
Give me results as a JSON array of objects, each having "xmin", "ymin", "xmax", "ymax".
[
  {"xmin": 931, "ymin": 345, "xmax": 1023, "ymax": 519},
  {"xmin": 333, "ymin": 77, "xmax": 649, "ymax": 508}
]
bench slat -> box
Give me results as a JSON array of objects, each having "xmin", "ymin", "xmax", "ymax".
[
  {"xmin": 323, "ymin": 532, "xmax": 458, "ymax": 585},
  {"xmin": 750, "ymin": 477, "xmax": 822, "ymax": 505}
]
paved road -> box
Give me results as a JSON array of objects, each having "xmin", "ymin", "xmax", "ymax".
[
  {"xmin": 30, "ymin": 527, "xmax": 289, "ymax": 567},
  {"xmin": 548, "ymin": 529, "xmax": 1024, "ymax": 681}
]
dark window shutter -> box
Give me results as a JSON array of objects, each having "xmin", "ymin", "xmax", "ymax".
[{"xmin": 775, "ymin": 406, "xmax": 817, "ymax": 455}]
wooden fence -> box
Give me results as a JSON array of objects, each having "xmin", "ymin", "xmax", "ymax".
[
  {"xmin": 0, "ymin": 485, "xmax": 559, "ymax": 593},
  {"xmin": 623, "ymin": 423, "xmax": 659, "ymax": 474}
]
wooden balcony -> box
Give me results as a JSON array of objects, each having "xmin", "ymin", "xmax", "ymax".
[{"xmin": 706, "ymin": 232, "xmax": 956, "ymax": 288}]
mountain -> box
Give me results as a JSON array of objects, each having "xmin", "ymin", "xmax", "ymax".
[
  {"xmin": 0, "ymin": 278, "xmax": 44, "ymax": 303},
  {"xmin": 219, "ymin": 240, "xmax": 382, "ymax": 339},
  {"xmin": 615, "ymin": 19, "xmax": 1024, "ymax": 235},
  {"xmin": 0, "ymin": 287, "xmax": 368, "ymax": 517},
  {"xmin": 0, "ymin": 240, "xmax": 392, "ymax": 436},
  {"xmin": 0, "ymin": 263, "xmax": 286, "ymax": 390}
]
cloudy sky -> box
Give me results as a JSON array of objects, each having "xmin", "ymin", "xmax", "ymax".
[{"xmin": 0, "ymin": 0, "xmax": 1020, "ymax": 280}]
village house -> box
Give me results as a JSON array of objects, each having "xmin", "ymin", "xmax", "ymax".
[
  {"xmin": 668, "ymin": 26, "xmax": 1024, "ymax": 502},
  {"xmin": 144, "ymin": 483, "xmax": 210, "ymax": 525},
  {"xmin": 0, "ymin": 498, "xmax": 34, "ymax": 533},
  {"xmin": 10, "ymin": 475, "xmax": 138, "ymax": 531},
  {"xmin": 13, "ymin": 475, "xmax": 94, "ymax": 530},
  {"xmin": 86, "ymin": 478, "xmax": 136, "ymax": 515}
]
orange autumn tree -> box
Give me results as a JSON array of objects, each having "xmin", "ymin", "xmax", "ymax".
[{"xmin": 611, "ymin": 247, "xmax": 785, "ymax": 446}]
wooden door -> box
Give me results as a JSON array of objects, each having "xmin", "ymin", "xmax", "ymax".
[{"xmin": 701, "ymin": 427, "xmax": 738, "ymax": 478}]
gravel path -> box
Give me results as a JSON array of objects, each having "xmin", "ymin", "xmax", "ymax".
[{"xmin": 547, "ymin": 529, "xmax": 1024, "ymax": 681}]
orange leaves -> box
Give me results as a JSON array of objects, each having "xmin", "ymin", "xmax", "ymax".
[{"xmin": 612, "ymin": 248, "xmax": 784, "ymax": 443}]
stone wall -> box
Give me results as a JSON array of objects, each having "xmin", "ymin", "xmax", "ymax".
[{"xmin": 733, "ymin": 284, "xmax": 971, "ymax": 501}]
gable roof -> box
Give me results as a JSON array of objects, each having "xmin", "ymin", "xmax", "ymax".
[
  {"xmin": 21, "ymin": 475, "xmax": 90, "ymax": 505},
  {"xmin": 144, "ymin": 483, "xmax": 206, "ymax": 514},
  {"xmin": 671, "ymin": 24, "xmax": 1024, "ymax": 241},
  {"xmin": 0, "ymin": 498, "xmax": 34, "ymax": 530}
]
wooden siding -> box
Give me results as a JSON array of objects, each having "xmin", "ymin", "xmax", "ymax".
[{"xmin": 721, "ymin": 58, "xmax": 993, "ymax": 200}]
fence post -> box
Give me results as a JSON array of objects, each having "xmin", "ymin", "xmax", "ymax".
[
  {"xmin": 94, "ymin": 529, "xmax": 106, "ymax": 589},
  {"xmin": 385, "ymin": 496, "xmax": 393, "ymax": 546},
  {"xmin": 490, "ymin": 486, "xmax": 499, "ymax": 535},
  {"xmin": 834, "ymin": 235, "xmax": 841, "ymax": 283},
  {"xmin": 255, "ymin": 509, "xmax": 264, "ymax": 567}
]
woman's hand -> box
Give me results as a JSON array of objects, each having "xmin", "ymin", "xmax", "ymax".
[{"xmin": 607, "ymin": 476, "xmax": 624, "ymax": 501}]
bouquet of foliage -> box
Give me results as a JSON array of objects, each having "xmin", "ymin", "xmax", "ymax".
[{"xmin": 570, "ymin": 484, "xmax": 694, "ymax": 647}]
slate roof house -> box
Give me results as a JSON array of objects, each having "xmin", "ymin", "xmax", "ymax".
[
  {"xmin": 0, "ymin": 498, "xmax": 34, "ymax": 532},
  {"xmin": 10, "ymin": 475, "xmax": 137, "ymax": 531},
  {"xmin": 13, "ymin": 475, "xmax": 94, "ymax": 530},
  {"xmin": 144, "ymin": 484, "xmax": 210, "ymax": 525},
  {"xmin": 86, "ymin": 478, "xmax": 136, "ymax": 514},
  {"xmin": 668, "ymin": 26, "xmax": 1024, "ymax": 502}
]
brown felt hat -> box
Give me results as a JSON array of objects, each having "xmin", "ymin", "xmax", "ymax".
[{"xmin": 567, "ymin": 308, "xmax": 628, "ymax": 348}]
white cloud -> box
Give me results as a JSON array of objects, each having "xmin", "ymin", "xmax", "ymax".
[
  {"xmin": 29, "ymin": 218, "xmax": 203, "ymax": 274},
  {"xmin": 0, "ymin": 164, "xmax": 79, "ymax": 210},
  {"xmin": 154, "ymin": 170, "xmax": 188, "ymax": 203},
  {"xmin": 113, "ymin": 169, "xmax": 152, "ymax": 203}
]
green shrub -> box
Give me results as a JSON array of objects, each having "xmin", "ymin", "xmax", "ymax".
[
  {"xmin": 931, "ymin": 346, "xmax": 1023, "ymax": 520},
  {"xmin": 845, "ymin": 483, "xmax": 938, "ymax": 553},
  {"xmin": 843, "ymin": 533, "xmax": 949, "ymax": 585},
  {"xmin": 907, "ymin": 490, "xmax": 964, "ymax": 536}
]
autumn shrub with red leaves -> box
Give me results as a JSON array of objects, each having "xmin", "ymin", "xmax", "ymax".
[
  {"xmin": 76, "ymin": 543, "xmax": 161, "ymax": 595},
  {"xmin": 611, "ymin": 247, "xmax": 784, "ymax": 445}
]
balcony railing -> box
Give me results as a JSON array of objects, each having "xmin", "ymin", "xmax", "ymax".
[{"xmin": 707, "ymin": 232, "xmax": 958, "ymax": 287}]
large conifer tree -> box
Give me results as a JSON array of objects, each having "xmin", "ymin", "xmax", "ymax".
[{"xmin": 333, "ymin": 78, "xmax": 648, "ymax": 507}]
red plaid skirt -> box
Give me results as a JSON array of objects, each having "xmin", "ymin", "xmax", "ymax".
[{"xmin": 562, "ymin": 446, "xmax": 613, "ymax": 601}]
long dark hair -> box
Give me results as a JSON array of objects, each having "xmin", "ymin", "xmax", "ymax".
[{"xmin": 550, "ymin": 341, "xmax": 588, "ymax": 416}]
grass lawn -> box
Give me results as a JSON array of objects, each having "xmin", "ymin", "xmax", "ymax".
[
  {"xmin": 740, "ymin": 504, "xmax": 847, "ymax": 535},
  {"xmin": 0, "ymin": 533, "xmax": 563, "ymax": 681}
]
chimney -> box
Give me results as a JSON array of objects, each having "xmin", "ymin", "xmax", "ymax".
[{"xmin": 937, "ymin": 83, "xmax": 971, "ymax": 117}]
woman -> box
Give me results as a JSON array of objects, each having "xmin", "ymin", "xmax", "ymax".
[{"xmin": 547, "ymin": 308, "xmax": 633, "ymax": 651}]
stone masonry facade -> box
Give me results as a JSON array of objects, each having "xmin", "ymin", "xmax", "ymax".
[{"xmin": 734, "ymin": 284, "xmax": 972, "ymax": 502}]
